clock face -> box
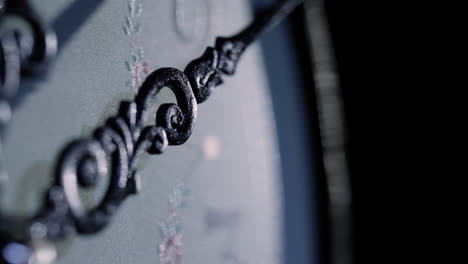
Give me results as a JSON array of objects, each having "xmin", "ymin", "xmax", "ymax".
[{"xmin": 1, "ymin": 0, "xmax": 284, "ymax": 263}]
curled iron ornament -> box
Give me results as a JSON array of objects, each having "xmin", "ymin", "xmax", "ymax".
[
  {"xmin": 0, "ymin": 0, "xmax": 57, "ymax": 123},
  {"xmin": 0, "ymin": 0, "xmax": 303, "ymax": 263}
]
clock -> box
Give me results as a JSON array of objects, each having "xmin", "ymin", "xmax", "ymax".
[
  {"xmin": 0, "ymin": 1, "xmax": 317, "ymax": 264},
  {"xmin": 0, "ymin": 0, "xmax": 350, "ymax": 264}
]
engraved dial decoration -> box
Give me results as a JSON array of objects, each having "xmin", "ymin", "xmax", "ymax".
[{"xmin": 0, "ymin": 0, "xmax": 295, "ymax": 263}]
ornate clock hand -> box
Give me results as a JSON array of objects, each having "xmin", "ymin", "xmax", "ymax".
[
  {"xmin": 0, "ymin": 0, "xmax": 56, "ymax": 197},
  {"xmin": 0, "ymin": 0, "xmax": 56, "ymax": 123},
  {"xmin": 1, "ymin": 0, "xmax": 105, "ymax": 119},
  {"xmin": 185, "ymin": 0, "xmax": 303, "ymax": 103},
  {"xmin": 1, "ymin": 0, "xmax": 56, "ymax": 74},
  {"xmin": 0, "ymin": 1, "xmax": 303, "ymax": 263}
]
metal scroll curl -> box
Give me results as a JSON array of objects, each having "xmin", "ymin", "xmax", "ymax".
[
  {"xmin": 37, "ymin": 68, "xmax": 197, "ymax": 238},
  {"xmin": 0, "ymin": 0, "xmax": 57, "ymax": 123},
  {"xmin": 0, "ymin": 0, "xmax": 303, "ymax": 263}
]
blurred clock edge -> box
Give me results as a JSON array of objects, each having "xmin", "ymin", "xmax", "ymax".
[
  {"xmin": 254, "ymin": 0, "xmax": 360, "ymax": 264},
  {"xmin": 302, "ymin": 0, "xmax": 406, "ymax": 263}
]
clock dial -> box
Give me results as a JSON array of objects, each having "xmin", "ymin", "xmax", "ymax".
[{"xmin": 1, "ymin": 1, "xmax": 284, "ymax": 263}]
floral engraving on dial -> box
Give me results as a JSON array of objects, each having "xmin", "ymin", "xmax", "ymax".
[
  {"xmin": 123, "ymin": 0, "xmax": 149, "ymax": 91},
  {"xmin": 156, "ymin": 134, "xmax": 220, "ymax": 264},
  {"xmin": 157, "ymin": 182, "xmax": 190, "ymax": 264}
]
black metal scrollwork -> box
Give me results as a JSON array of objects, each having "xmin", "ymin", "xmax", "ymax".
[
  {"xmin": 0, "ymin": 0, "xmax": 303, "ymax": 263},
  {"xmin": 0, "ymin": 0, "xmax": 57, "ymax": 123},
  {"xmin": 35, "ymin": 68, "xmax": 198, "ymax": 238}
]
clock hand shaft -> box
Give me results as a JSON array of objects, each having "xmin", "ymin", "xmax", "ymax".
[
  {"xmin": 184, "ymin": 0, "xmax": 304, "ymax": 103},
  {"xmin": 233, "ymin": 0, "xmax": 304, "ymax": 45}
]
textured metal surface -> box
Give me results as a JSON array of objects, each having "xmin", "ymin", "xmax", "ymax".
[{"xmin": 0, "ymin": 0, "xmax": 302, "ymax": 263}]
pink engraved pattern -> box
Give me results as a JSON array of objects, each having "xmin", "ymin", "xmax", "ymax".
[
  {"xmin": 123, "ymin": 0, "xmax": 149, "ymax": 91},
  {"xmin": 157, "ymin": 183, "xmax": 191, "ymax": 264},
  {"xmin": 157, "ymin": 136, "xmax": 221, "ymax": 263}
]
